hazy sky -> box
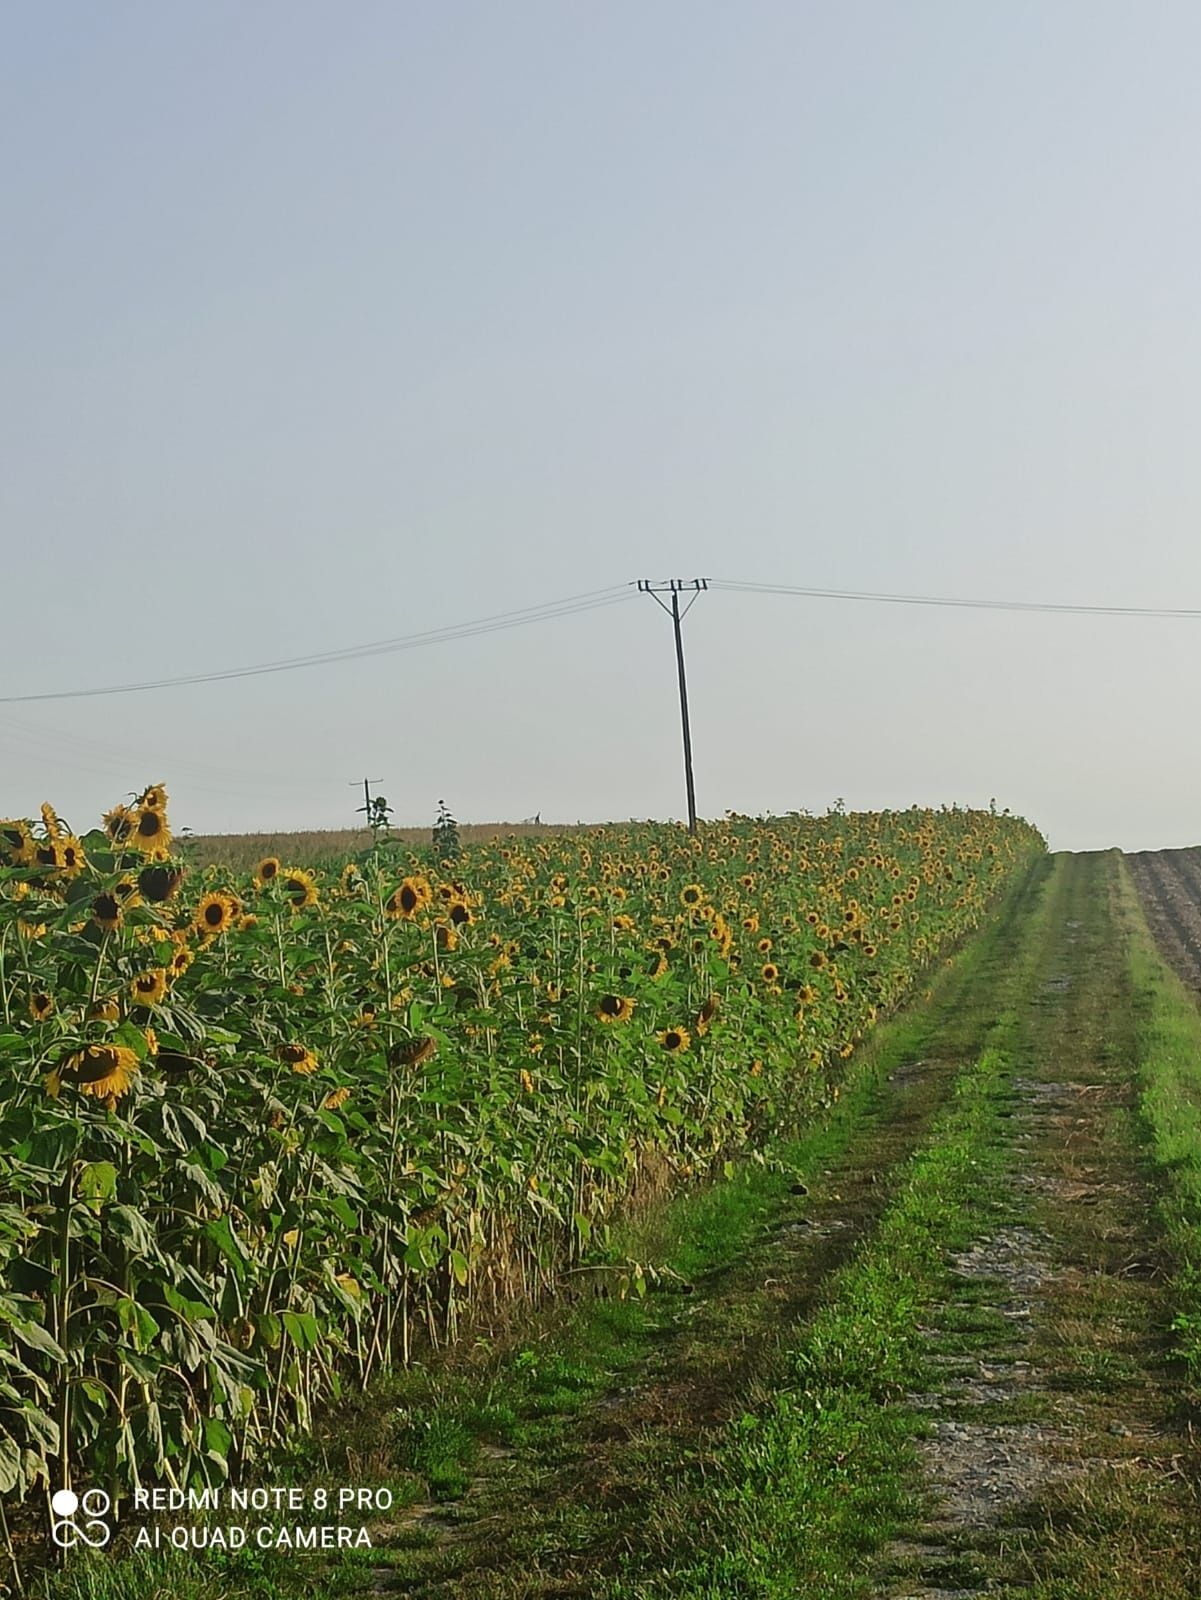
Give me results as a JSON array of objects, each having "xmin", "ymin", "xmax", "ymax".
[{"xmin": 3, "ymin": 3, "xmax": 1200, "ymax": 852}]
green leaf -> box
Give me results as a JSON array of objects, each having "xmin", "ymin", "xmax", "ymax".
[
  {"xmin": 78, "ymin": 1160, "xmax": 118, "ymax": 1213},
  {"xmin": 280, "ymin": 1311, "xmax": 321, "ymax": 1352},
  {"xmin": 202, "ymin": 1215, "xmax": 250, "ymax": 1280},
  {"xmin": 204, "ymin": 1416, "xmax": 233, "ymax": 1460},
  {"xmin": 0, "ymin": 1435, "xmax": 21, "ymax": 1494},
  {"xmin": 11, "ymin": 1319, "xmax": 66, "ymax": 1365},
  {"xmin": 117, "ymin": 1297, "xmax": 161, "ymax": 1353}
]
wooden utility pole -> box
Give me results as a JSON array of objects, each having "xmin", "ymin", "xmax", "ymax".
[
  {"xmin": 637, "ymin": 579, "xmax": 708, "ymax": 834},
  {"xmin": 350, "ymin": 778, "xmax": 385, "ymax": 827}
]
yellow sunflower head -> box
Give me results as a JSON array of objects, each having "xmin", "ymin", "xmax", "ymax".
[
  {"xmin": 254, "ymin": 857, "xmax": 281, "ymax": 888},
  {"xmin": 0, "ymin": 820, "xmax": 34, "ymax": 866},
  {"xmin": 194, "ymin": 891, "xmax": 239, "ymax": 938},
  {"xmin": 139, "ymin": 784, "xmax": 168, "ymax": 813},
  {"xmin": 679, "ymin": 884, "xmax": 704, "ymax": 908},
  {"xmin": 384, "ymin": 876, "xmax": 432, "ymax": 920},
  {"xmin": 658, "ymin": 1025, "xmax": 691, "ymax": 1053},
  {"xmin": 130, "ymin": 806, "xmax": 171, "ymax": 855},
  {"xmin": 102, "ymin": 804, "xmax": 136, "ymax": 845},
  {"xmin": 130, "ymin": 968, "xmax": 169, "ymax": 1008},
  {"xmin": 281, "ymin": 869, "xmax": 319, "ymax": 911}
]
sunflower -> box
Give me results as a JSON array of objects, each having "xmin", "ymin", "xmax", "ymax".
[
  {"xmin": 137, "ymin": 864, "xmax": 183, "ymax": 904},
  {"xmin": 658, "ymin": 1026, "xmax": 691, "ymax": 1053},
  {"xmin": 130, "ymin": 806, "xmax": 171, "ymax": 855},
  {"xmin": 139, "ymin": 784, "xmax": 168, "ymax": 812},
  {"xmin": 278, "ymin": 1042, "xmax": 318, "ymax": 1075},
  {"xmin": 29, "ymin": 991, "xmax": 54, "ymax": 1022},
  {"xmin": 760, "ymin": 962, "xmax": 780, "ymax": 984},
  {"xmin": 142, "ymin": 1027, "xmax": 159, "ymax": 1056},
  {"xmin": 281, "ymin": 869, "xmax": 319, "ymax": 911},
  {"xmin": 324, "ymin": 1086, "xmax": 351, "ymax": 1110},
  {"xmin": 596, "ymin": 994, "xmax": 635, "ymax": 1024},
  {"xmin": 0, "ymin": 820, "xmax": 34, "ymax": 865},
  {"xmin": 47, "ymin": 1044, "xmax": 139, "ymax": 1105},
  {"xmin": 679, "ymin": 884, "xmax": 704, "ymax": 908},
  {"xmin": 436, "ymin": 923, "xmax": 458, "ymax": 952},
  {"xmin": 194, "ymin": 891, "xmax": 239, "ymax": 937},
  {"xmin": 695, "ymin": 993, "xmax": 720, "ymax": 1035},
  {"xmin": 39, "ymin": 802, "xmax": 62, "ymax": 840},
  {"xmin": 56, "ymin": 837, "xmax": 86, "ymax": 876},
  {"xmin": 389, "ymin": 1036, "xmax": 437, "ymax": 1068},
  {"xmin": 34, "ymin": 840, "xmax": 63, "ymax": 871},
  {"xmin": 520, "ymin": 1068, "xmax": 534, "ymax": 1094},
  {"xmin": 170, "ymin": 942, "xmax": 195, "ymax": 978},
  {"xmin": 89, "ymin": 997, "xmax": 120, "ymax": 1021},
  {"xmin": 254, "ymin": 857, "xmax": 281, "ymax": 888},
  {"xmin": 91, "ymin": 891, "xmax": 124, "ymax": 932},
  {"xmin": 447, "ymin": 900, "xmax": 473, "ymax": 926},
  {"xmin": 757, "ymin": 937, "xmax": 773, "ymax": 954},
  {"xmin": 384, "ymin": 876, "xmax": 432, "ymax": 920},
  {"xmin": 102, "ymin": 804, "xmax": 136, "ymax": 845},
  {"xmin": 130, "ymin": 969, "xmax": 169, "ymax": 1007}
]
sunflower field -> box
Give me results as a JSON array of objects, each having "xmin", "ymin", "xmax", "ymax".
[{"xmin": 0, "ymin": 789, "xmax": 1044, "ymax": 1545}]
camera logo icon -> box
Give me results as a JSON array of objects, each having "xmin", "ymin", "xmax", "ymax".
[{"xmin": 50, "ymin": 1488, "xmax": 112, "ymax": 1549}]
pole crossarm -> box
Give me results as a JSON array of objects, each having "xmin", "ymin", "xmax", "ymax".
[{"xmin": 637, "ymin": 580, "xmax": 708, "ymax": 834}]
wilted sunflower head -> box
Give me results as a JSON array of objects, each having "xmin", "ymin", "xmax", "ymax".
[
  {"xmin": 388, "ymin": 1036, "xmax": 437, "ymax": 1068},
  {"xmin": 49, "ymin": 1044, "xmax": 139, "ymax": 1106},
  {"xmin": 278, "ymin": 1042, "xmax": 318, "ymax": 1075},
  {"xmin": 91, "ymin": 892, "xmax": 123, "ymax": 932},
  {"xmin": 29, "ymin": 991, "xmax": 54, "ymax": 1022},
  {"xmin": 131, "ymin": 807, "xmax": 171, "ymax": 855},
  {"xmin": 138, "ymin": 863, "xmax": 183, "ymax": 904},
  {"xmin": 596, "ymin": 994, "xmax": 635, "ymax": 1024}
]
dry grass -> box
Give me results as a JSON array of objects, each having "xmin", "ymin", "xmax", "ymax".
[{"xmin": 185, "ymin": 821, "xmax": 592, "ymax": 870}]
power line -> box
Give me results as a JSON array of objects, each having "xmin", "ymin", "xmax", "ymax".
[
  {"xmin": 0, "ymin": 587, "xmax": 632, "ymax": 705},
  {"xmin": 710, "ymin": 578, "xmax": 1201, "ymax": 619}
]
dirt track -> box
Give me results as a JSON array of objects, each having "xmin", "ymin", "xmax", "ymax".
[{"xmin": 1126, "ymin": 847, "xmax": 1201, "ymax": 993}]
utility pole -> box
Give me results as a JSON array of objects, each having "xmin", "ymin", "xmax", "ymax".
[
  {"xmin": 350, "ymin": 778, "xmax": 385, "ymax": 828},
  {"xmin": 637, "ymin": 579, "xmax": 708, "ymax": 834}
]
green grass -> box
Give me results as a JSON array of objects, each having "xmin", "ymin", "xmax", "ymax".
[{"xmin": 1120, "ymin": 858, "xmax": 1201, "ymax": 1392}]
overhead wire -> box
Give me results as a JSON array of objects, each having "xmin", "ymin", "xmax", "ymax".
[
  {"xmin": 0, "ymin": 586, "xmax": 633, "ymax": 706},
  {"xmin": 709, "ymin": 578, "xmax": 1201, "ymax": 619}
]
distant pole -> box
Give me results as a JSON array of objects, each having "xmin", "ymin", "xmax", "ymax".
[
  {"xmin": 350, "ymin": 778, "xmax": 385, "ymax": 827},
  {"xmin": 637, "ymin": 579, "xmax": 708, "ymax": 834}
]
